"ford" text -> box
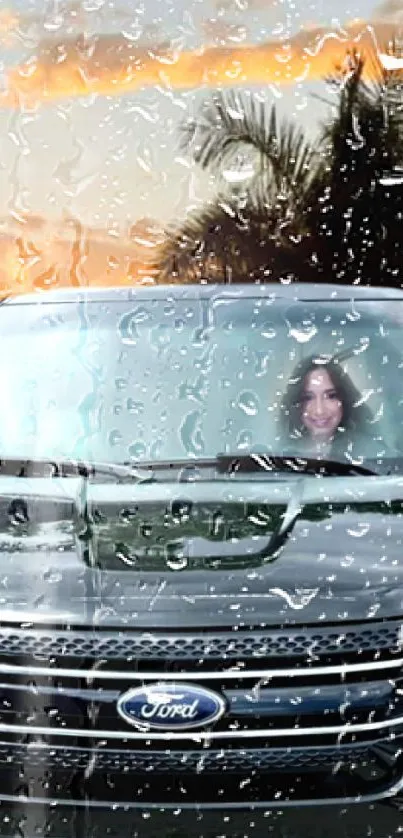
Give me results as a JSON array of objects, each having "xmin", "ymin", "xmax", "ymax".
[{"xmin": 140, "ymin": 700, "xmax": 199, "ymax": 720}]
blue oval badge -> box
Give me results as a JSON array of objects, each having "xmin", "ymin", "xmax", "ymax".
[{"xmin": 117, "ymin": 682, "xmax": 226, "ymax": 731}]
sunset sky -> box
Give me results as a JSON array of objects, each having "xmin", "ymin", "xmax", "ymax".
[{"xmin": 0, "ymin": 0, "xmax": 400, "ymax": 236}]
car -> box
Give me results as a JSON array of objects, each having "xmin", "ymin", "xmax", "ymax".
[{"xmin": 1, "ymin": 281, "xmax": 403, "ymax": 838}]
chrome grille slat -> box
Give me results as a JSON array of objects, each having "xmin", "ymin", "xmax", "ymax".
[
  {"xmin": 1, "ymin": 716, "xmax": 403, "ymax": 739},
  {"xmin": 0, "ymin": 621, "xmax": 400, "ymax": 660},
  {"xmin": 0, "ymin": 655, "xmax": 401, "ymax": 678}
]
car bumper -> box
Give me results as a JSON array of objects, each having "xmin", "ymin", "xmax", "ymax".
[{"xmin": 1, "ymin": 797, "xmax": 403, "ymax": 838}]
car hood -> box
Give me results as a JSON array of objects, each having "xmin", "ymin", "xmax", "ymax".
[{"xmin": 0, "ymin": 474, "xmax": 402, "ymax": 628}]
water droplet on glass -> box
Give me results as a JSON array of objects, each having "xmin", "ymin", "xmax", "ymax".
[
  {"xmin": 237, "ymin": 391, "xmax": 259, "ymax": 416},
  {"xmin": 115, "ymin": 545, "xmax": 138, "ymax": 567},
  {"xmin": 237, "ymin": 430, "xmax": 252, "ymax": 449},
  {"xmin": 165, "ymin": 554, "xmax": 188, "ymax": 571},
  {"xmin": 140, "ymin": 523, "xmax": 152, "ymax": 538},
  {"xmin": 261, "ymin": 322, "xmax": 277, "ymax": 339},
  {"xmin": 150, "ymin": 439, "xmax": 164, "ymax": 459},
  {"xmin": 222, "ymin": 161, "xmax": 255, "ymax": 183},
  {"xmin": 128, "ymin": 441, "xmax": 147, "ymax": 459},
  {"xmin": 210, "ymin": 512, "xmax": 225, "ymax": 538},
  {"xmin": 115, "ymin": 377, "xmax": 127, "ymax": 391},
  {"xmin": 341, "ymin": 555, "xmax": 354, "ymax": 567},
  {"xmin": 289, "ymin": 325, "xmax": 318, "ymax": 343},
  {"xmin": 127, "ymin": 399, "xmax": 144, "ymax": 415},
  {"xmin": 43, "ymin": 569, "xmax": 62, "ymax": 583},
  {"xmin": 150, "ymin": 324, "xmax": 171, "ymax": 350},
  {"xmin": 347, "ymin": 523, "xmax": 370, "ymax": 538},
  {"xmin": 120, "ymin": 306, "xmax": 150, "ymax": 338},
  {"xmin": 119, "ymin": 508, "xmax": 138, "ymax": 524},
  {"xmin": 179, "ymin": 410, "xmax": 205, "ymax": 456}
]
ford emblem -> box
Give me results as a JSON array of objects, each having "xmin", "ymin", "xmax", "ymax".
[{"xmin": 117, "ymin": 682, "xmax": 226, "ymax": 731}]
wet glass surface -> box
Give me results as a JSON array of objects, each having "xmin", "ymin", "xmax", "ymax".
[{"xmin": 0, "ymin": 0, "xmax": 402, "ymax": 835}]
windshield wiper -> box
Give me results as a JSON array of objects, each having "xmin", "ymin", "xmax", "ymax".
[
  {"xmin": 117, "ymin": 453, "xmax": 377, "ymax": 478},
  {"xmin": 0, "ymin": 457, "xmax": 154, "ymax": 483},
  {"xmin": 216, "ymin": 453, "xmax": 377, "ymax": 477}
]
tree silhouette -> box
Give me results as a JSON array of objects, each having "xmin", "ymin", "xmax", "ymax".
[
  {"xmin": 309, "ymin": 46, "xmax": 403, "ymax": 285},
  {"xmin": 155, "ymin": 42, "xmax": 403, "ymax": 286},
  {"xmin": 156, "ymin": 91, "xmax": 323, "ymax": 283}
]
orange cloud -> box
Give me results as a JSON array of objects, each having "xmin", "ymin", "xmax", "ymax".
[
  {"xmin": 0, "ymin": 20, "xmax": 399, "ymax": 109},
  {"xmin": 0, "ymin": 215, "xmax": 162, "ymax": 295}
]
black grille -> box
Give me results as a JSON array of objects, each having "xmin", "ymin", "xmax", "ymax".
[
  {"xmin": 0, "ymin": 742, "xmax": 382, "ymax": 773},
  {"xmin": 0, "ymin": 620, "xmax": 401, "ymax": 661}
]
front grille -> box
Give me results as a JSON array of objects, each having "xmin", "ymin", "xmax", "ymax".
[
  {"xmin": 0, "ymin": 619, "xmax": 400, "ymax": 662},
  {"xmin": 0, "ymin": 619, "xmax": 402, "ymax": 805}
]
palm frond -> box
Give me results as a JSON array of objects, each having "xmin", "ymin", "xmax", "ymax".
[
  {"xmin": 180, "ymin": 91, "xmax": 323, "ymax": 201},
  {"xmin": 154, "ymin": 197, "xmax": 315, "ymax": 285},
  {"xmin": 320, "ymin": 42, "xmax": 403, "ymax": 166}
]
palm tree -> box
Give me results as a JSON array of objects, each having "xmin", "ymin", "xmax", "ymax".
[
  {"xmin": 308, "ymin": 46, "xmax": 403, "ymax": 285},
  {"xmin": 156, "ymin": 92, "xmax": 324, "ymax": 283},
  {"xmin": 155, "ymin": 42, "xmax": 403, "ymax": 286}
]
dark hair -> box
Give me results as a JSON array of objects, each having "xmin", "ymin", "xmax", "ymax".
[{"xmin": 280, "ymin": 355, "xmax": 373, "ymax": 445}]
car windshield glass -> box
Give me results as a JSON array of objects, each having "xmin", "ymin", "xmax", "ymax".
[{"xmin": 1, "ymin": 293, "xmax": 403, "ymax": 470}]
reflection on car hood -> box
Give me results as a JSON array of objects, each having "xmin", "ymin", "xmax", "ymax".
[{"xmin": 0, "ymin": 474, "xmax": 401, "ymax": 627}]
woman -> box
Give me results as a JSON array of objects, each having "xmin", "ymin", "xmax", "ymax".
[{"xmin": 279, "ymin": 356, "xmax": 375, "ymax": 459}]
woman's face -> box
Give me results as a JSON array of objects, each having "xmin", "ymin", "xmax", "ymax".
[{"xmin": 300, "ymin": 368, "xmax": 343, "ymax": 442}]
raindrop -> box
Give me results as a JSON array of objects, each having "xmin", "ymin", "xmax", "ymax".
[
  {"xmin": 222, "ymin": 162, "xmax": 255, "ymax": 183},
  {"xmin": 171, "ymin": 500, "xmax": 192, "ymax": 523},
  {"xmin": 210, "ymin": 511, "xmax": 225, "ymax": 538},
  {"xmin": 119, "ymin": 508, "xmax": 138, "ymax": 524},
  {"xmin": 179, "ymin": 410, "xmax": 205, "ymax": 456},
  {"xmin": 289, "ymin": 324, "xmax": 318, "ymax": 343},
  {"xmin": 115, "ymin": 544, "xmax": 138, "ymax": 567},
  {"xmin": 127, "ymin": 399, "xmax": 144, "ymax": 415},
  {"xmin": 237, "ymin": 391, "xmax": 259, "ymax": 416},
  {"xmin": 140, "ymin": 523, "xmax": 152, "ymax": 538},
  {"xmin": 354, "ymin": 337, "xmax": 370, "ymax": 355},
  {"xmin": 165, "ymin": 554, "xmax": 188, "ymax": 571},
  {"xmin": 150, "ymin": 439, "xmax": 164, "ymax": 459},
  {"xmin": 109, "ymin": 430, "xmax": 123, "ymax": 447},
  {"xmin": 236, "ymin": 430, "xmax": 253, "ymax": 449},
  {"xmin": 347, "ymin": 523, "xmax": 370, "ymax": 538},
  {"xmin": 115, "ymin": 378, "xmax": 127, "ymax": 391},
  {"xmin": 43, "ymin": 569, "xmax": 62, "ymax": 583},
  {"xmin": 261, "ymin": 323, "xmax": 277, "ymax": 339},
  {"xmin": 118, "ymin": 313, "xmax": 139, "ymax": 345},
  {"xmin": 128, "ymin": 441, "xmax": 147, "ymax": 459},
  {"xmin": 150, "ymin": 324, "xmax": 171, "ymax": 350}
]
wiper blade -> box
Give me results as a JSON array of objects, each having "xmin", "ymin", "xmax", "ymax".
[
  {"xmin": 121, "ymin": 453, "xmax": 377, "ymax": 478},
  {"xmin": 0, "ymin": 457, "xmax": 153, "ymax": 483},
  {"xmin": 216, "ymin": 453, "xmax": 377, "ymax": 477}
]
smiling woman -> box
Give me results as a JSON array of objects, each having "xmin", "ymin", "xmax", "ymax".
[{"xmin": 279, "ymin": 355, "xmax": 376, "ymax": 459}]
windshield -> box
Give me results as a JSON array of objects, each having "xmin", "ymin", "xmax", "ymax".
[{"xmin": 1, "ymin": 293, "xmax": 403, "ymax": 470}]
